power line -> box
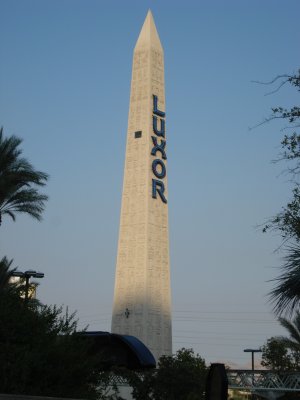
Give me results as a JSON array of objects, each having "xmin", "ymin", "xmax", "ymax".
[
  {"xmin": 173, "ymin": 341, "xmax": 255, "ymax": 347},
  {"xmin": 173, "ymin": 317, "xmax": 277, "ymax": 323},
  {"xmin": 173, "ymin": 329, "xmax": 276, "ymax": 337}
]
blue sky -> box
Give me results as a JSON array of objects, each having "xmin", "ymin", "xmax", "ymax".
[{"xmin": 1, "ymin": 0, "xmax": 300, "ymax": 367}]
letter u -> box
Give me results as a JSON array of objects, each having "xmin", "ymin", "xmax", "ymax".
[{"xmin": 153, "ymin": 116, "xmax": 165, "ymax": 137}]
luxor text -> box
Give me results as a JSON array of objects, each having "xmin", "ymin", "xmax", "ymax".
[{"xmin": 151, "ymin": 95, "xmax": 167, "ymax": 204}]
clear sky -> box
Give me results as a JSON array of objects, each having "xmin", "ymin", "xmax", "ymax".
[{"xmin": 1, "ymin": 0, "xmax": 299, "ymax": 367}]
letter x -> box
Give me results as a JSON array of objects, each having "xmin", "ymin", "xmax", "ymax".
[{"xmin": 151, "ymin": 136, "xmax": 167, "ymax": 160}]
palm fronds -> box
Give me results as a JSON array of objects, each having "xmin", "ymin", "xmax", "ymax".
[
  {"xmin": 278, "ymin": 315, "xmax": 300, "ymax": 351},
  {"xmin": 269, "ymin": 244, "xmax": 300, "ymax": 316},
  {"xmin": 0, "ymin": 127, "xmax": 49, "ymax": 225}
]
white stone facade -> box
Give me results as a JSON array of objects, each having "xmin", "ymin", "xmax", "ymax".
[{"xmin": 111, "ymin": 10, "xmax": 172, "ymax": 362}]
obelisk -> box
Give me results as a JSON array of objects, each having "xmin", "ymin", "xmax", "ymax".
[{"xmin": 111, "ymin": 10, "xmax": 172, "ymax": 361}]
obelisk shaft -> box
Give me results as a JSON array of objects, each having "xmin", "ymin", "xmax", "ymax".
[{"xmin": 111, "ymin": 10, "xmax": 172, "ymax": 361}]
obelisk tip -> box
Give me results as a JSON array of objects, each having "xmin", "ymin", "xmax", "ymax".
[{"xmin": 134, "ymin": 10, "xmax": 163, "ymax": 50}]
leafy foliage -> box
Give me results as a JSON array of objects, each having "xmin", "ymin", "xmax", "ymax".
[
  {"xmin": 0, "ymin": 127, "xmax": 48, "ymax": 225},
  {"xmin": 262, "ymin": 313, "xmax": 300, "ymax": 371},
  {"xmin": 127, "ymin": 348, "xmax": 207, "ymax": 400},
  {"xmin": 257, "ymin": 70, "xmax": 300, "ymax": 315},
  {"xmin": 0, "ymin": 256, "xmax": 16, "ymax": 294},
  {"xmin": 261, "ymin": 70, "xmax": 300, "ymax": 240},
  {"xmin": 0, "ymin": 130, "xmax": 125, "ymax": 398},
  {"xmin": 263, "ymin": 187, "xmax": 300, "ymax": 242},
  {"xmin": 269, "ymin": 245, "xmax": 300, "ymax": 315},
  {"xmin": 261, "ymin": 337, "xmax": 294, "ymax": 371},
  {"xmin": 0, "ymin": 259, "xmax": 117, "ymax": 399},
  {"xmin": 277, "ymin": 312, "xmax": 300, "ymax": 353}
]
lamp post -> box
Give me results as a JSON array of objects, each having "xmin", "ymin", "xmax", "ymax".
[
  {"xmin": 244, "ymin": 348, "xmax": 262, "ymax": 371},
  {"xmin": 11, "ymin": 270, "xmax": 44, "ymax": 304},
  {"xmin": 244, "ymin": 347, "xmax": 262, "ymax": 395}
]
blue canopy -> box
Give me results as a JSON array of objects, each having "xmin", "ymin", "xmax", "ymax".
[{"xmin": 81, "ymin": 331, "xmax": 156, "ymax": 370}]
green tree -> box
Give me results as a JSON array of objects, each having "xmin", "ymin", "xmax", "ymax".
[
  {"xmin": 277, "ymin": 312, "xmax": 300, "ymax": 354},
  {"xmin": 269, "ymin": 244, "xmax": 300, "ymax": 316},
  {"xmin": 154, "ymin": 349, "xmax": 207, "ymax": 400},
  {"xmin": 257, "ymin": 70, "xmax": 300, "ymax": 315},
  {"xmin": 261, "ymin": 338, "xmax": 294, "ymax": 371},
  {"xmin": 261, "ymin": 313, "xmax": 300, "ymax": 370},
  {"xmin": 261, "ymin": 70, "xmax": 300, "ymax": 241},
  {"xmin": 0, "ymin": 258, "xmax": 117, "ymax": 399},
  {"xmin": 0, "ymin": 256, "xmax": 15, "ymax": 293},
  {"xmin": 129, "ymin": 348, "xmax": 207, "ymax": 400},
  {"xmin": 0, "ymin": 127, "xmax": 48, "ymax": 225}
]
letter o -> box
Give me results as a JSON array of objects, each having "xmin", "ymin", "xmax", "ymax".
[{"xmin": 152, "ymin": 159, "xmax": 166, "ymax": 179}]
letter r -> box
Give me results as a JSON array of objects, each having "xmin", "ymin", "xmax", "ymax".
[{"xmin": 152, "ymin": 179, "xmax": 167, "ymax": 204}]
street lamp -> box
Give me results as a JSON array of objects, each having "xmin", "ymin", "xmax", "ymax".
[
  {"xmin": 244, "ymin": 348, "xmax": 262, "ymax": 371},
  {"xmin": 11, "ymin": 270, "xmax": 44, "ymax": 304}
]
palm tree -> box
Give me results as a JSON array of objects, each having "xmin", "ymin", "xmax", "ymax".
[
  {"xmin": 278, "ymin": 312, "xmax": 300, "ymax": 352},
  {"xmin": 0, "ymin": 256, "xmax": 19, "ymax": 297},
  {"xmin": 0, "ymin": 127, "xmax": 48, "ymax": 225},
  {"xmin": 262, "ymin": 313, "xmax": 300, "ymax": 371},
  {"xmin": 0, "ymin": 256, "xmax": 13, "ymax": 291},
  {"xmin": 269, "ymin": 244, "xmax": 300, "ymax": 316}
]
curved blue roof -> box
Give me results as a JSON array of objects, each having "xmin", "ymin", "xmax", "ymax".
[
  {"xmin": 112, "ymin": 333, "xmax": 156, "ymax": 368},
  {"xmin": 81, "ymin": 331, "xmax": 156, "ymax": 370}
]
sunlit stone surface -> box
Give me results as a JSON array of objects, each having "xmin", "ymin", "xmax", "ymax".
[{"xmin": 111, "ymin": 10, "xmax": 172, "ymax": 362}]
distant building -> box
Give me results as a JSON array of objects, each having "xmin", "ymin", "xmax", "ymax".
[{"xmin": 10, "ymin": 276, "xmax": 37, "ymax": 299}]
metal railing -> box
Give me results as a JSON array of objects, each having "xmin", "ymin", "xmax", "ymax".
[
  {"xmin": 107, "ymin": 368, "xmax": 300, "ymax": 395},
  {"xmin": 227, "ymin": 370, "xmax": 300, "ymax": 392}
]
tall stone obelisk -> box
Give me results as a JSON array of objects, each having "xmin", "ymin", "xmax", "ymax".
[{"xmin": 111, "ymin": 10, "xmax": 172, "ymax": 361}]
